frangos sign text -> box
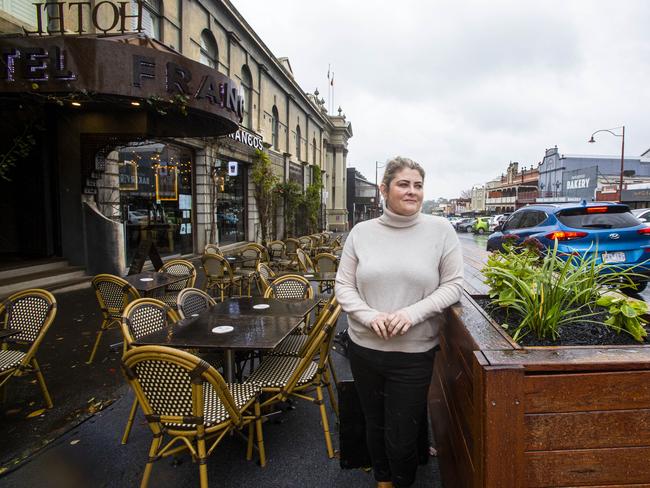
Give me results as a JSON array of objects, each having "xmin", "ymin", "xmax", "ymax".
[{"xmin": 24, "ymin": 1, "xmax": 143, "ymax": 36}]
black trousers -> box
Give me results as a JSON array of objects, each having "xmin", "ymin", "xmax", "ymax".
[{"xmin": 348, "ymin": 339, "xmax": 435, "ymax": 487}]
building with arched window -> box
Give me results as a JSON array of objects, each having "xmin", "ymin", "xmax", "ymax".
[{"xmin": 0, "ymin": 0, "xmax": 352, "ymax": 288}]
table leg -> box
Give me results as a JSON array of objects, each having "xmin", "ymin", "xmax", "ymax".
[{"xmin": 225, "ymin": 349, "xmax": 234, "ymax": 383}]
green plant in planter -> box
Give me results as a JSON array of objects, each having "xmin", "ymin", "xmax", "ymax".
[
  {"xmin": 482, "ymin": 238, "xmax": 642, "ymax": 341},
  {"xmin": 596, "ymin": 292, "xmax": 649, "ymax": 342},
  {"xmin": 483, "ymin": 239, "xmax": 541, "ymax": 307}
]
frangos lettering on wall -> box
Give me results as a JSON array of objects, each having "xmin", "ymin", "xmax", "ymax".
[
  {"xmin": 24, "ymin": 1, "xmax": 144, "ymax": 36},
  {"xmin": 133, "ymin": 57, "xmax": 244, "ymax": 121}
]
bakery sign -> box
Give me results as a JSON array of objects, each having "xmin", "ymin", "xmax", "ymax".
[{"xmin": 24, "ymin": 1, "xmax": 144, "ymax": 36}]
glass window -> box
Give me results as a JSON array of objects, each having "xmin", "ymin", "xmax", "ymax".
[
  {"xmin": 312, "ymin": 138, "xmax": 317, "ymax": 164},
  {"xmin": 132, "ymin": 0, "xmax": 161, "ymax": 39},
  {"xmin": 557, "ymin": 207, "xmax": 639, "ymax": 229},
  {"xmin": 119, "ymin": 142, "xmax": 193, "ymax": 264},
  {"xmin": 199, "ymin": 29, "xmax": 218, "ymax": 68},
  {"xmin": 213, "ymin": 159, "xmax": 246, "ymax": 244},
  {"xmin": 520, "ymin": 210, "xmax": 547, "ymax": 229},
  {"xmin": 502, "ymin": 211, "xmax": 524, "ymax": 231},
  {"xmin": 240, "ymin": 65, "xmax": 253, "ymax": 129},
  {"xmin": 272, "ymin": 106, "xmax": 279, "ymax": 150},
  {"xmin": 295, "ymin": 125, "xmax": 301, "ymax": 160}
]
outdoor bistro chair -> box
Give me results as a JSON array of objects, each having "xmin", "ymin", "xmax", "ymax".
[
  {"xmin": 234, "ymin": 246, "xmax": 261, "ymax": 296},
  {"xmin": 264, "ymin": 274, "xmax": 313, "ymax": 333},
  {"xmin": 120, "ymin": 298, "xmax": 181, "ymax": 445},
  {"xmin": 247, "ymin": 303, "xmax": 342, "ymax": 458},
  {"xmin": 270, "ymin": 296, "xmax": 341, "ymax": 398},
  {"xmin": 204, "ymin": 243, "xmax": 223, "ymax": 256},
  {"xmin": 296, "ymin": 248, "xmax": 315, "ymax": 273},
  {"xmin": 313, "ymin": 253, "xmax": 338, "ymax": 294},
  {"xmin": 0, "ymin": 289, "xmax": 57, "ymax": 409},
  {"xmin": 176, "ymin": 288, "xmax": 216, "ymax": 320},
  {"xmin": 246, "ymin": 242, "xmax": 270, "ymax": 264},
  {"xmin": 283, "ymin": 238, "xmax": 301, "ymax": 270},
  {"xmin": 256, "ymin": 262, "xmax": 276, "ymax": 295},
  {"xmin": 298, "ymin": 236, "xmax": 313, "ymax": 256},
  {"xmin": 87, "ymin": 274, "xmax": 140, "ymax": 364},
  {"xmin": 263, "ymin": 274, "xmax": 313, "ymax": 301},
  {"xmin": 158, "ymin": 259, "xmax": 197, "ymax": 309},
  {"xmin": 121, "ymin": 345, "xmax": 266, "ymax": 488},
  {"xmin": 201, "ymin": 254, "xmax": 243, "ymax": 302},
  {"xmin": 267, "ymin": 240, "xmax": 292, "ymax": 270}
]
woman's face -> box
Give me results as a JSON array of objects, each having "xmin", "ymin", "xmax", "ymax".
[{"xmin": 381, "ymin": 168, "xmax": 424, "ymax": 216}]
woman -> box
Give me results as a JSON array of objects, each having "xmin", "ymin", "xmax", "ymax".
[{"xmin": 335, "ymin": 157, "xmax": 463, "ymax": 488}]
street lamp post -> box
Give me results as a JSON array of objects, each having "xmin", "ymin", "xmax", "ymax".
[
  {"xmin": 588, "ymin": 126, "xmax": 625, "ymax": 201},
  {"xmin": 375, "ymin": 161, "xmax": 385, "ymax": 215}
]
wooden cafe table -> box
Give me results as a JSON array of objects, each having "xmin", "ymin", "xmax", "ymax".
[{"xmin": 134, "ymin": 297, "xmax": 318, "ymax": 382}]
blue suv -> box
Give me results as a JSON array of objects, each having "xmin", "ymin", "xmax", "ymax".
[{"xmin": 486, "ymin": 201, "xmax": 650, "ymax": 291}]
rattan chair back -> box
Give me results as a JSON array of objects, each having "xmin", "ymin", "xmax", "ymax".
[
  {"xmin": 267, "ymin": 240, "xmax": 285, "ymax": 259},
  {"xmin": 313, "ymin": 253, "xmax": 338, "ymax": 273},
  {"xmin": 204, "ymin": 244, "xmax": 222, "ymax": 256},
  {"xmin": 264, "ymin": 274, "xmax": 313, "ymax": 299},
  {"xmin": 240, "ymin": 246, "xmax": 261, "ymax": 269},
  {"xmin": 202, "ymin": 254, "xmax": 233, "ymax": 280},
  {"xmin": 284, "ymin": 238, "xmax": 300, "ymax": 256},
  {"xmin": 93, "ymin": 274, "xmax": 140, "ymax": 320},
  {"xmin": 121, "ymin": 298, "xmax": 180, "ymax": 349},
  {"xmin": 0, "ymin": 288, "xmax": 57, "ymax": 408},
  {"xmin": 245, "ymin": 243, "xmax": 269, "ymax": 263},
  {"xmin": 298, "ymin": 236, "xmax": 312, "ymax": 252},
  {"xmin": 0, "ymin": 289, "xmax": 57, "ymax": 346},
  {"xmin": 256, "ymin": 262, "xmax": 276, "ymax": 293},
  {"xmin": 296, "ymin": 248, "xmax": 314, "ymax": 273},
  {"xmin": 159, "ymin": 259, "xmax": 197, "ymax": 292},
  {"xmin": 176, "ymin": 288, "xmax": 216, "ymax": 319}
]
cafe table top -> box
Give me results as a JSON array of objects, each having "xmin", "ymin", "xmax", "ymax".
[
  {"xmin": 201, "ymin": 297, "xmax": 317, "ymax": 318},
  {"xmin": 273, "ymin": 271, "xmax": 337, "ymax": 282},
  {"xmin": 133, "ymin": 312, "xmax": 304, "ymax": 351},
  {"xmin": 124, "ymin": 271, "xmax": 187, "ymax": 293}
]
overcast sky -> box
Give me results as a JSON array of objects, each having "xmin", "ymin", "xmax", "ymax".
[{"xmin": 232, "ymin": 0, "xmax": 650, "ymax": 199}]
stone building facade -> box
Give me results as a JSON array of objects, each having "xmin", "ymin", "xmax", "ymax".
[{"xmin": 0, "ymin": 0, "xmax": 351, "ymax": 274}]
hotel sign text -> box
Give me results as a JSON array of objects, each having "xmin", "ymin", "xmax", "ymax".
[{"xmin": 25, "ymin": 1, "xmax": 143, "ymax": 36}]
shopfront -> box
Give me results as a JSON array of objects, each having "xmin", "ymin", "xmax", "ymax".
[
  {"xmin": 119, "ymin": 141, "xmax": 194, "ymax": 264},
  {"xmin": 212, "ymin": 157, "xmax": 246, "ymax": 245},
  {"xmin": 0, "ymin": 34, "xmax": 242, "ymax": 274}
]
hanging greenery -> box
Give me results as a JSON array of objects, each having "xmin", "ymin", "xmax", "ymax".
[
  {"xmin": 0, "ymin": 118, "xmax": 39, "ymax": 181},
  {"xmin": 274, "ymin": 180, "xmax": 303, "ymax": 238},
  {"xmin": 251, "ymin": 149, "xmax": 279, "ymax": 244},
  {"xmin": 304, "ymin": 166, "xmax": 323, "ymax": 233}
]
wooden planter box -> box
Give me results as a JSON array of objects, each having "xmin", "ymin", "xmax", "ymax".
[{"xmin": 429, "ymin": 290, "xmax": 650, "ymax": 488}]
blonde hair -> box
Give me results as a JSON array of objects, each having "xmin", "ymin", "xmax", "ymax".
[{"xmin": 381, "ymin": 157, "xmax": 425, "ymax": 188}]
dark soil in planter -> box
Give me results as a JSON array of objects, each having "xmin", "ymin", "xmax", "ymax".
[{"xmin": 474, "ymin": 297, "xmax": 650, "ymax": 347}]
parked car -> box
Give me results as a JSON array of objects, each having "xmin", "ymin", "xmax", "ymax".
[
  {"xmin": 452, "ymin": 217, "xmax": 471, "ymax": 230},
  {"xmin": 631, "ymin": 208, "xmax": 650, "ymax": 224},
  {"xmin": 472, "ymin": 217, "xmax": 490, "ymax": 234},
  {"xmin": 457, "ymin": 218, "xmax": 476, "ymax": 233},
  {"xmin": 488, "ymin": 213, "xmax": 510, "ymax": 232},
  {"xmin": 486, "ymin": 202, "xmax": 650, "ymax": 291}
]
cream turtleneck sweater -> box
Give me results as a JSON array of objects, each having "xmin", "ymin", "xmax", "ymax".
[{"xmin": 335, "ymin": 206, "xmax": 464, "ymax": 352}]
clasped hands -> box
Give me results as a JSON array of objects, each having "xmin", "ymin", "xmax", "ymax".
[{"xmin": 369, "ymin": 310, "xmax": 412, "ymax": 340}]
